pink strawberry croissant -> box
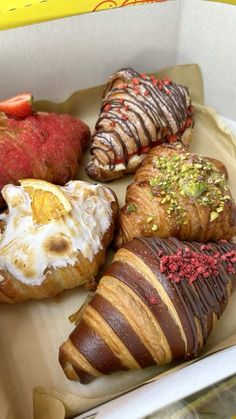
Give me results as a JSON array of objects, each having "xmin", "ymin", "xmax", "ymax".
[{"xmin": 0, "ymin": 99, "xmax": 90, "ymax": 207}]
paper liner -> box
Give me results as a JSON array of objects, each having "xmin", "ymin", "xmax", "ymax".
[
  {"xmin": 33, "ymin": 334, "xmax": 236, "ymax": 419},
  {"xmin": 1, "ymin": 64, "xmax": 236, "ymax": 419}
]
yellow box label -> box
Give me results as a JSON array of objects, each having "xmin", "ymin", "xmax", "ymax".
[
  {"xmin": 207, "ymin": 0, "xmax": 236, "ymax": 4},
  {"xmin": 0, "ymin": 0, "xmax": 168, "ymax": 31}
]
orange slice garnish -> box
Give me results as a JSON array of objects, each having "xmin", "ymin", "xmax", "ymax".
[{"xmin": 20, "ymin": 179, "xmax": 72, "ymax": 224}]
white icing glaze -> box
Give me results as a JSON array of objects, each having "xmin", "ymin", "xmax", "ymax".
[{"xmin": 0, "ymin": 181, "xmax": 115, "ymax": 286}]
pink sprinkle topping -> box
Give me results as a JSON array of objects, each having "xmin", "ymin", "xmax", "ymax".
[
  {"xmin": 104, "ymin": 103, "xmax": 112, "ymax": 112},
  {"xmin": 163, "ymin": 77, "xmax": 172, "ymax": 85},
  {"xmin": 159, "ymin": 247, "xmax": 236, "ymax": 284},
  {"xmin": 200, "ymin": 244, "xmax": 213, "ymax": 251},
  {"xmin": 132, "ymin": 77, "xmax": 140, "ymax": 85},
  {"xmin": 149, "ymin": 296, "xmax": 158, "ymax": 305},
  {"xmin": 121, "ymin": 114, "xmax": 128, "ymax": 120},
  {"xmin": 150, "ymin": 74, "xmax": 156, "ymax": 82},
  {"xmin": 134, "ymin": 88, "xmax": 141, "ymax": 95}
]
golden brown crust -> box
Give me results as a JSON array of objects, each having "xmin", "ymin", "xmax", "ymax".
[
  {"xmin": 0, "ymin": 199, "xmax": 118, "ymax": 304},
  {"xmin": 207, "ymin": 157, "xmax": 228, "ymax": 180},
  {"xmin": 116, "ymin": 145, "xmax": 236, "ymax": 245}
]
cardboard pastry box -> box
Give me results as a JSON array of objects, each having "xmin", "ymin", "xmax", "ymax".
[{"xmin": 0, "ymin": 1, "xmax": 236, "ymax": 418}]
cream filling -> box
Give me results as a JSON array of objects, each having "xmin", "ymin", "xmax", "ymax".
[
  {"xmin": 94, "ymin": 119, "xmax": 192, "ymax": 173},
  {"xmin": 0, "ymin": 181, "xmax": 114, "ymax": 286},
  {"xmin": 94, "ymin": 153, "xmax": 147, "ymax": 172}
]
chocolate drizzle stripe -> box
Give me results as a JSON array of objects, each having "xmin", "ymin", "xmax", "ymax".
[
  {"xmin": 89, "ymin": 68, "xmax": 192, "ymax": 171},
  {"xmin": 93, "ymin": 129, "xmax": 129, "ymax": 168},
  {"xmin": 89, "ymin": 293, "xmax": 155, "ymax": 368},
  {"xmin": 124, "ymin": 237, "xmax": 198, "ymax": 356},
  {"xmin": 131, "ymin": 236, "xmax": 233, "ymax": 356},
  {"xmin": 141, "ymin": 81, "xmax": 182, "ymax": 131},
  {"xmin": 117, "ymin": 98, "xmax": 156, "ymax": 143},
  {"xmin": 70, "ymin": 319, "xmax": 127, "ymax": 374},
  {"xmin": 105, "ymin": 260, "xmax": 186, "ymax": 360},
  {"xmin": 150, "ymin": 237, "xmax": 214, "ymax": 353},
  {"xmin": 186, "ymin": 241, "xmax": 230, "ymax": 320},
  {"xmin": 150, "ymin": 238, "xmax": 216, "ymax": 352}
]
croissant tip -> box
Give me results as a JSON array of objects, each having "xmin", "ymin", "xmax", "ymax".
[
  {"xmin": 86, "ymin": 160, "xmax": 124, "ymax": 182},
  {"xmin": 114, "ymin": 231, "xmax": 124, "ymax": 249},
  {"xmin": 86, "ymin": 160, "xmax": 102, "ymax": 181},
  {"xmin": 58, "ymin": 343, "xmax": 77, "ymax": 381}
]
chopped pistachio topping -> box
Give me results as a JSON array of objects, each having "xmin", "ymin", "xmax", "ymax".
[
  {"xmin": 127, "ymin": 203, "xmax": 137, "ymax": 213},
  {"xmin": 210, "ymin": 211, "xmax": 219, "ymax": 221},
  {"xmin": 149, "ymin": 152, "xmax": 230, "ymax": 223},
  {"xmin": 179, "ymin": 180, "xmax": 207, "ymax": 198},
  {"xmin": 146, "ymin": 216, "xmax": 153, "ymax": 223},
  {"xmin": 152, "ymin": 224, "xmax": 158, "ymax": 231}
]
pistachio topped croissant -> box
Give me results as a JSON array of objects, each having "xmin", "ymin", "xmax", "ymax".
[
  {"xmin": 0, "ymin": 179, "xmax": 118, "ymax": 303},
  {"xmin": 86, "ymin": 68, "xmax": 193, "ymax": 181},
  {"xmin": 117, "ymin": 145, "xmax": 236, "ymax": 245}
]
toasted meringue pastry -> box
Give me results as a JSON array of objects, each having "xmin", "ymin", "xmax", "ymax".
[{"xmin": 0, "ymin": 180, "xmax": 118, "ymax": 303}]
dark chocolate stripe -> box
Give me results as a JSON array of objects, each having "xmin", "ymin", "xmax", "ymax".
[
  {"xmin": 58, "ymin": 349, "xmax": 94, "ymax": 384},
  {"xmin": 207, "ymin": 313, "xmax": 214, "ymax": 337},
  {"xmin": 70, "ymin": 319, "xmax": 127, "ymax": 374},
  {"xmin": 126, "ymin": 236, "xmax": 233, "ymax": 355},
  {"xmin": 124, "ymin": 237, "xmax": 197, "ymax": 357},
  {"xmin": 89, "ymin": 293, "xmax": 155, "ymax": 368},
  {"xmin": 73, "ymin": 367, "xmax": 95, "ymax": 384},
  {"xmin": 105, "ymin": 261, "xmax": 186, "ymax": 360}
]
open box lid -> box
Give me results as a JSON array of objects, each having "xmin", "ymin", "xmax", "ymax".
[
  {"xmin": 0, "ymin": 0, "xmax": 172, "ymax": 31},
  {"xmin": 0, "ymin": 0, "xmax": 235, "ymax": 30}
]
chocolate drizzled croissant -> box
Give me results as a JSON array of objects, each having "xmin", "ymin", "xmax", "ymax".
[
  {"xmin": 59, "ymin": 237, "xmax": 235, "ymax": 383},
  {"xmin": 117, "ymin": 144, "xmax": 236, "ymax": 245},
  {"xmin": 86, "ymin": 68, "xmax": 194, "ymax": 181}
]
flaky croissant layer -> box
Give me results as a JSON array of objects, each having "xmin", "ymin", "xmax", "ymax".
[{"xmin": 59, "ymin": 237, "xmax": 235, "ymax": 383}]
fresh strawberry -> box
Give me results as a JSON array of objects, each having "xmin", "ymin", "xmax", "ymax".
[{"xmin": 0, "ymin": 93, "xmax": 33, "ymax": 118}]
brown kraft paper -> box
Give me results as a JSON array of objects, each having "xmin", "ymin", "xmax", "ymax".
[{"xmin": 0, "ymin": 64, "xmax": 236, "ymax": 419}]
